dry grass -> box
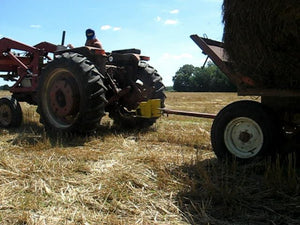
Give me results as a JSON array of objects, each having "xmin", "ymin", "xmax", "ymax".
[
  {"xmin": 0, "ymin": 91, "xmax": 299, "ymax": 225},
  {"xmin": 222, "ymin": 0, "xmax": 299, "ymax": 88}
]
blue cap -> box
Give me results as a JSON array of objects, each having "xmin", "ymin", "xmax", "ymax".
[{"xmin": 86, "ymin": 29, "xmax": 96, "ymax": 40}]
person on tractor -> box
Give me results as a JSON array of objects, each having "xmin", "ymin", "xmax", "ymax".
[
  {"xmin": 85, "ymin": 28, "xmax": 103, "ymax": 48},
  {"xmin": 67, "ymin": 28, "xmax": 103, "ymax": 49}
]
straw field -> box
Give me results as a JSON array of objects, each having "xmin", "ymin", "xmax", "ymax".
[{"xmin": 0, "ymin": 91, "xmax": 299, "ymax": 224}]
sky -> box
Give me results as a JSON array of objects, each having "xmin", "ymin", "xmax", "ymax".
[{"xmin": 0, "ymin": 0, "xmax": 224, "ymax": 86}]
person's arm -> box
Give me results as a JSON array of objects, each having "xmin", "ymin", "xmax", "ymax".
[
  {"xmin": 85, "ymin": 39, "xmax": 103, "ymax": 49},
  {"xmin": 93, "ymin": 40, "xmax": 103, "ymax": 49}
]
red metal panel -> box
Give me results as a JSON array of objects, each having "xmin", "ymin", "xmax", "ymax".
[
  {"xmin": 0, "ymin": 37, "xmax": 58, "ymax": 95},
  {"xmin": 0, "ymin": 56, "xmax": 30, "ymax": 72},
  {"xmin": 34, "ymin": 42, "xmax": 57, "ymax": 53},
  {"xmin": 190, "ymin": 34, "xmax": 255, "ymax": 87},
  {"xmin": 0, "ymin": 37, "xmax": 37, "ymax": 52}
]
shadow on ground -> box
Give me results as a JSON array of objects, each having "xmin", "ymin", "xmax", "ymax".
[
  {"xmin": 2, "ymin": 121, "xmax": 157, "ymax": 148},
  {"xmin": 174, "ymin": 155, "xmax": 300, "ymax": 225},
  {"xmin": 2, "ymin": 121, "xmax": 300, "ymax": 225}
]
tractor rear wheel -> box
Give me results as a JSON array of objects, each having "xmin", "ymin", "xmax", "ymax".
[
  {"xmin": 0, "ymin": 97, "xmax": 22, "ymax": 128},
  {"xmin": 211, "ymin": 100, "xmax": 280, "ymax": 162},
  {"xmin": 37, "ymin": 52, "xmax": 107, "ymax": 133},
  {"xmin": 109, "ymin": 62, "xmax": 165, "ymax": 128}
]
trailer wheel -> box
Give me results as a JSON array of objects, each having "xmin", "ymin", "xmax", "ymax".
[
  {"xmin": 211, "ymin": 100, "xmax": 279, "ymax": 161},
  {"xmin": 0, "ymin": 97, "xmax": 22, "ymax": 128},
  {"xmin": 109, "ymin": 62, "xmax": 165, "ymax": 128},
  {"xmin": 37, "ymin": 52, "xmax": 107, "ymax": 133}
]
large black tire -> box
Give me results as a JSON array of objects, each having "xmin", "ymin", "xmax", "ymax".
[
  {"xmin": 211, "ymin": 100, "xmax": 280, "ymax": 161},
  {"xmin": 37, "ymin": 52, "xmax": 107, "ymax": 133},
  {"xmin": 109, "ymin": 62, "xmax": 165, "ymax": 128},
  {"xmin": 0, "ymin": 97, "xmax": 22, "ymax": 128}
]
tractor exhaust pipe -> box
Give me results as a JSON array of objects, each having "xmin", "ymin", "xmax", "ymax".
[{"xmin": 61, "ymin": 31, "xmax": 66, "ymax": 46}]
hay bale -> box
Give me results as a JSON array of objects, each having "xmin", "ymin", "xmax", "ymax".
[{"xmin": 222, "ymin": 0, "xmax": 300, "ymax": 88}]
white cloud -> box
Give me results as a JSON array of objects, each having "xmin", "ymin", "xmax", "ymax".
[
  {"xmin": 0, "ymin": 34, "xmax": 2, "ymax": 38},
  {"xmin": 170, "ymin": 9, "xmax": 179, "ymax": 14},
  {"xmin": 155, "ymin": 16, "xmax": 162, "ymax": 22},
  {"xmin": 101, "ymin": 25, "xmax": 121, "ymax": 31},
  {"xmin": 155, "ymin": 16, "xmax": 178, "ymax": 25},
  {"xmin": 101, "ymin": 25, "xmax": 112, "ymax": 30},
  {"xmin": 164, "ymin": 19, "xmax": 178, "ymax": 25},
  {"xmin": 30, "ymin": 25, "xmax": 41, "ymax": 29},
  {"xmin": 113, "ymin": 27, "xmax": 121, "ymax": 31}
]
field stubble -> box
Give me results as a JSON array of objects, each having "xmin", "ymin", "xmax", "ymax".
[{"xmin": 0, "ymin": 91, "xmax": 299, "ymax": 225}]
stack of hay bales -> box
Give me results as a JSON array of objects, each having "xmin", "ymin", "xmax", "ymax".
[{"xmin": 222, "ymin": 0, "xmax": 300, "ymax": 89}]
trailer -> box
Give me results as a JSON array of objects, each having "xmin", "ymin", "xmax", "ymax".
[{"xmin": 189, "ymin": 34, "xmax": 300, "ymax": 161}]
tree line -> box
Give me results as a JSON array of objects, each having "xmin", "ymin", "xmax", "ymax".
[
  {"xmin": 172, "ymin": 62, "xmax": 236, "ymax": 92},
  {"xmin": 0, "ymin": 85, "xmax": 9, "ymax": 90}
]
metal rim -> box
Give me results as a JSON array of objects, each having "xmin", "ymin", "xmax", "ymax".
[
  {"xmin": 42, "ymin": 68, "xmax": 80, "ymax": 129},
  {"xmin": 224, "ymin": 117, "xmax": 264, "ymax": 158},
  {"xmin": 0, "ymin": 104, "xmax": 12, "ymax": 126}
]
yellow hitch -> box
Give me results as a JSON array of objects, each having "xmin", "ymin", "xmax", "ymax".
[{"xmin": 137, "ymin": 99, "xmax": 161, "ymax": 118}]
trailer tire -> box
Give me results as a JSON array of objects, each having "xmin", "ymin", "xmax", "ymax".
[
  {"xmin": 0, "ymin": 97, "xmax": 22, "ymax": 128},
  {"xmin": 37, "ymin": 52, "xmax": 107, "ymax": 134},
  {"xmin": 211, "ymin": 100, "xmax": 279, "ymax": 161},
  {"xmin": 109, "ymin": 62, "xmax": 165, "ymax": 128}
]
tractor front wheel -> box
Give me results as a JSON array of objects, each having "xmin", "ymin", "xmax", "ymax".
[{"xmin": 0, "ymin": 97, "xmax": 22, "ymax": 128}]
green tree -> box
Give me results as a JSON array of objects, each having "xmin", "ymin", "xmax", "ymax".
[
  {"xmin": 0, "ymin": 85, "xmax": 9, "ymax": 90},
  {"xmin": 191, "ymin": 66, "xmax": 211, "ymax": 91},
  {"xmin": 172, "ymin": 64, "xmax": 195, "ymax": 92},
  {"xmin": 207, "ymin": 62, "xmax": 236, "ymax": 91},
  {"xmin": 172, "ymin": 62, "xmax": 236, "ymax": 92}
]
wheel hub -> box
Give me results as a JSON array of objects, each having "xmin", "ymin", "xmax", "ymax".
[
  {"xmin": 49, "ymin": 80, "xmax": 75, "ymax": 117},
  {"xmin": 224, "ymin": 117, "xmax": 264, "ymax": 158},
  {"xmin": 239, "ymin": 131, "xmax": 252, "ymax": 143}
]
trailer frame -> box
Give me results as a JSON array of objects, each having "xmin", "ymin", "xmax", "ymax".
[{"xmin": 190, "ymin": 34, "xmax": 300, "ymax": 97}]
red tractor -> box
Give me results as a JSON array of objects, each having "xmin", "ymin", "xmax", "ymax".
[{"xmin": 0, "ymin": 32, "xmax": 165, "ymax": 133}]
